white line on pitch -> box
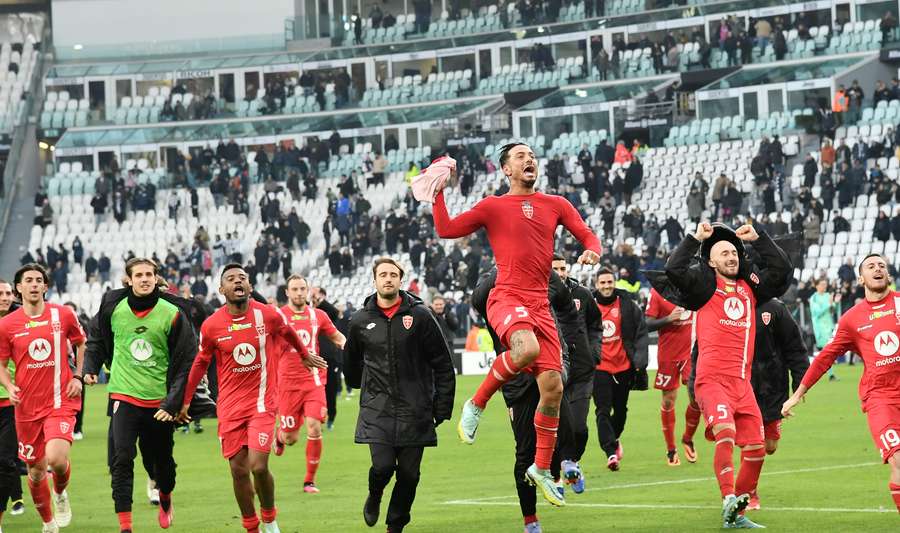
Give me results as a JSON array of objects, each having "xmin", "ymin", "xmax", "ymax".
[
  {"xmin": 442, "ymin": 501, "xmax": 893, "ymax": 513},
  {"xmin": 445, "ymin": 461, "xmax": 880, "ymax": 504}
]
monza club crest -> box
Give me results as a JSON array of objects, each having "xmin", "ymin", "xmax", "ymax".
[
  {"xmin": 402, "ymin": 315, "xmax": 413, "ymax": 330},
  {"xmin": 761, "ymin": 312, "xmax": 771, "ymax": 325},
  {"xmin": 521, "ymin": 201, "xmax": 534, "ymax": 219},
  {"xmin": 59, "ymin": 421, "xmax": 70, "ymax": 434},
  {"xmin": 258, "ymin": 432, "xmax": 270, "ymax": 447}
]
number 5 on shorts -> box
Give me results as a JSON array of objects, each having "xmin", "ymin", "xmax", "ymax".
[
  {"xmin": 515, "ymin": 307, "xmax": 528, "ymax": 318},
  {"xmin": 717, "ymin": 404, "xmax": 728, "ymax": 420}
]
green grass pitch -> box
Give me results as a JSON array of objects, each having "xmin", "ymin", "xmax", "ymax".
[{"xmin": 3, "ymin": 365, "xmax": 897, "ymax": 532}]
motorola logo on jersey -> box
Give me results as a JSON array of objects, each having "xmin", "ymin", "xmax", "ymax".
[
  {"xmin": 27, "ymin": 338, "xmax": 52, "ymax": 361},
  {"xmin": 723, "ymin": 297, "xmax": 745, "ymax": 320},
  {"xmin": 232, "ymin": 343, "xmax": 258, "ymax": 365},
  {"xmin": 129, "ymin": 338, "xmax": 153, "ymax": 361},
  {"xmin": 873, "ymin": 331, "xmax": 900, "ymax": 357},
  {"xmin": 602, "ymin": 320, "xmax": 617, "ymax": 338}
]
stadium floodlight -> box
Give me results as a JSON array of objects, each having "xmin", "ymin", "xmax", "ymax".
[{"xmin": 73, "ymin": 44, "xmax": 83, "ymax": 50}]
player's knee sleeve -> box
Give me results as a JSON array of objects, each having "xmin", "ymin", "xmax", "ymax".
[{"xmin": 713, "ymin": 427, "xmax": 736, "ymax": 445}]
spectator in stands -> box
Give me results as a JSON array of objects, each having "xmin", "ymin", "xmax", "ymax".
[
  {"xmin": 874, "ymin": 211, "xmax": 892, "ymax": 242},
  {"xmin": 832, "ymin": 85, "xmax": 848, "ymax": 126},
  {"xmin": 371, "ymin": 152, "xmax": 387, "ymax": 186},
  {"xmin": 382, "ymin": 11, "xmax": 396, "ymax": 28},
  {"xmin": 820, "ymin": 175, "xmax": 835, "ymax": 211},
  {"xmin": 430, "ymin": 295, "xmax": 458, "ymax": 351},
  {"xmin": 836, "ymin": 170, "xmax": 854, "ymax": 208},
  {"xmin": 299, "ymin": 71, "xmax": 315, "ymax": 96},
  {"xmin": 353, "ymin": 11, "xmax": 363, "ymax": 44},
  {"xmin": 846, "ymin": 80, "xmax": 865, "ymax": 124},
  {"xmin": 687, "ymin": 187, "xmax": 704, "ymax": 224},
  {"xmin": 881, "ymin": 11, "xmax": 897, "ymax": 43},
  {"xmin": 802, "ymin": 209, "xmax": 821, "ymax": 247},
  {"xmin": 820, "ymin": 139, "xmax": 835, "ymax": 172},
  {"xmin": 613, "ymin": 140, "xmax": 632, "ymax": 165},
  {"xmin": 90, "ymin": 191, "xmax": 107, "ymax": 229},
  {"xmin": 830, "ymin": 210, "xmax": 849, "ymax": 234},
  {"xmin": 369, "ymin": 4, "xmax": 383, "ymax": 28},
  {"xmin": 874, "ymin": 80, "xmax": 892, "ymax": 105},
  {"xmin": 754, "ymin": 17, "xmax": 772, "ymax": 53},
  {"xmin": 624, "ymin": 158, "xmax": 642, "ymax": 205},
  {"xmin": 876, "ymin": 182, "xmax": 894, "ymax": 207},
  {"xmin": 413, "ymin": 0, "xmax": 431, "ymax": 33},
  {"xmin": 768, "ymin": 135, "xmax": 785, "ymax": 174},
  {"xmin": 594, "ymin": 47, "xmax": 609, "ymax": 80},
  {"xmin": 666, "ymin": 42, "xmax": 680, "ymax": 71},
  {"xmin": 802, "ymin": 153, "xmax": 818, "ymax": 188},
  {"xmin": 340, "ymin": 247, "xmax": 354, "ymax": 277},
  {"xmin": 98, "ymin": 253, "xmax": 111, "ymax": 284}
]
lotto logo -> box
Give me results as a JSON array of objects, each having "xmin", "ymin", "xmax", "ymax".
[
  {"xmin": 723, "ymin": 297, "xmax": 745, "ymax": 320},
  {"xmin": 232, "ymin": 343, "xmax": 258, "ymax": 365},
  {"xmin": 602, "ymin": 320, "xmax": 617, "ymax": 338},
  {"xmin": 129, "ymin": 338, "xmax": 153, "ymax": 361},
  {"xmin": 299, "ymin": 329, "xmax": 312, "ymax": 346},
  {"xmin": 27, "ymin": 338, "xmax": 51, "ymax": 361},
  {"xmin": 873, "ymin": 331, "xmax": 900, "ymax": 357}
]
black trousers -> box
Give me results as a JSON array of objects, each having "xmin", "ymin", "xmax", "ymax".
[
  {"xmin": 507, "ymin": 382, "xmax": 573, "ymax": 518},
  {"xmin": 111, "ymin": 401, "xmax": 176, "ymax": 512},
  {"xmin": 368, "ymin": 444, "xmax": 425, "ymax": 529},
  {"xmin": 0, "ymin": 405, "xmax": 23, "ymax": 512},
  {"xmin": 592, "ymin": 368, "xmax": 634, "ymax": 457},
  {"xmin": 565, "ymin": 376, "xmax": 593, "ymax": 463},
  {"xmin": 74, "ymin": 386, "xmax": 86, "ymax": 433},
  {"xmin": 325, "ymin": 359, "xmax": 342, "ymax": 423},
  {"xmin": 106, "ymin": 397, "xmax": 156, "ymax": 480}
]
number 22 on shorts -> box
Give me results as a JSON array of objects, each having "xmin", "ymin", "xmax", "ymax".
[{"xmin": 18, "ymin": 441, "xmax": 34, "ymax": 460}]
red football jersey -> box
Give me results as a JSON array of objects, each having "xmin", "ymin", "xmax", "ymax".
[
  {"xmin": 278, "ymin": 305, "xmax": 337, "ymax": 388},
  {"xmin": 694, "ymin": 278, "xmax": 757, "ymax": 383},
  {"xmin": 0, "ymin": 303, "xmax": 85, "ymax": 421},
  {"xmin": 803, "ymin": 291, "xmax": 900, "ymax": 411},
  {"xmin": 189, "ymin": 300, "xmax": 298, "ymax": 419},
  {"xmin": 433, "ymin": 191, "xmax": 601, "ymax": 298},
  {"xmin": 646, "ymin": 288, "xmax": 694, "ymax": 363},
  {"xmin": 597, "ymin": 299, "xmax": 631, "ymax": 374}
]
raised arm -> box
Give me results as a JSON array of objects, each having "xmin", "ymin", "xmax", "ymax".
[
  {"xmin": 664, "ymin": 228, "xmax": 714, "ymax": 309},
  {"xmin": 782, "ymin": 315, "xmax": 853, "ymax": 417},
  {"xmin": 746, "ymin": 231, "xmax": 793, "ymax": 302},
  {"xmin": 432, "ymin": 191, "xmax": 486, "ymax": 239}
]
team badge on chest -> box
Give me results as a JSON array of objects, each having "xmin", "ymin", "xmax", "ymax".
[
  {"xmin": 521, "ymin": 201, "xmax": 533, "ymax": 219},
  {"xmin": 402, "ymin": 315, "xmax": 413, "ymax": 330},
  {"xmin": 761, "ymin": 312, "xmax": 771, "ymax": 325}
]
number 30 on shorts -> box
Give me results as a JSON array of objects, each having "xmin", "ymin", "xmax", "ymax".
[
  {"xmin": 18, "ymin": 442, "xmax": 35, "ymax": 460},
  {"xmin": 880, "ymin": 429, "xmax": 900, "ymax": 450},
  {"xmin": 280, "ymin": 415, "xmax": 296, "ymax": 429}
]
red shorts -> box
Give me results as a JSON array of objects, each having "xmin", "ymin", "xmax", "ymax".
[
  {"xmin": 278, "ymin": 383, "xmax": 327, "ymax": 430},
  {"xmin": 763, "ymin": 419, "xmax": 782, "ymax": 442},
  {"xmin": 696, "ymin": 376, "xmax": 764, "ymax": 447},
  {"xmin": 865, "ymin": 403, "xmax": 900, "ymax": 463},
  {"xmin": 654, "ymin": 359, "xmax": 691, "ymax": 391},
  {"xmin": 218, "ymin": 411, "xmax": 276, "ymax": 459},
  {"xmin": 16, "ymin": 414, "xmax": 76, "ymax": 464},
  {"xmin": 486, "ymin": 288, "xmax": 562, "ymax": 374}
]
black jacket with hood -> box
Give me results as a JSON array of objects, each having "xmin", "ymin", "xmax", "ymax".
[
  {"xmin": 592, "ymin": 288, "xmax": 649, "ymax": 389},
  {"xmin": 344, "ymin": 290, "xmax": 456, "ymax": 447},
  {"xmin": 84, "ymin": 288, "xmax": 201, "ymax": 415}
]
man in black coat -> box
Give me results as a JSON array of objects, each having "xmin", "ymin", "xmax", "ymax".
[
  {"xmin": 746, "ymin": 298, "xmax": 808, "ymax": 509},
  {"xmin": 551, "ymin": 255, "xmax": 601, "ymax": 491},
  {"xmin": 591, "ymin": 267, "xmax": 648, "ymax": 472},
  {"xmin": 344, "ymin": 258, "xmax": 455, "ymax": 533},
  {"xmin": 471, "ymin": 267, "xmax": 576, "ymax": 531},
  {"xmin": 311, "ymin": 285, "xmax": 344, "ymax": 428},
  {"xmin": 429, "ymin": 295, "xmax": 458, "ymax": 354}
]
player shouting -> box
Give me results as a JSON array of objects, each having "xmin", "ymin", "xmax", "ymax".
[
  {"xmin": 666, "ymin": 223, "xmax": 791, "ymax": 529},
  {"xmin": 645, "ymin": 287, "xmax": 702, "ymax": 466},
  {"xmin": 181, "ymin": 264, "xmax": 327, "ymax": 533},
  {"xmin": 0, "ymin": 264, "xmax": 86, "ymax": 533},
  {"xmin": 273, "ymin": 274, "xmax": 345, "ymax": 495},
  {"xmin": 432, "ymin": 142, "xmax": 601, "ymax": 506},
  {"xmin": 783, "ymin": 253, "xmax": 900, "ymax": 513}
]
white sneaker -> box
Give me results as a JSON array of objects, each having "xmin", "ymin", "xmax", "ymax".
[
  {"xmin": 72, "ymin": 432, "xmax": 83, "ymax": 441},
  {"xmin": 42, "ymin": 520, "xmax": 59, "ymax": 533},
  {"xmin": 262, "ymin": 521, "xmax": 281, "ymax": 533},
  {"xmin": 54, "ymin": 490, "xmax": 72, "ymax": 527},
  {"xmin": 147, "ymin": 478, "xmax": 160, "ymax": 505}
]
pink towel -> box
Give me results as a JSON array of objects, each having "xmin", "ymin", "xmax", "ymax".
[{"xmin": 411, "ymin": 156, "xmax": 456, "ymax": 203}]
